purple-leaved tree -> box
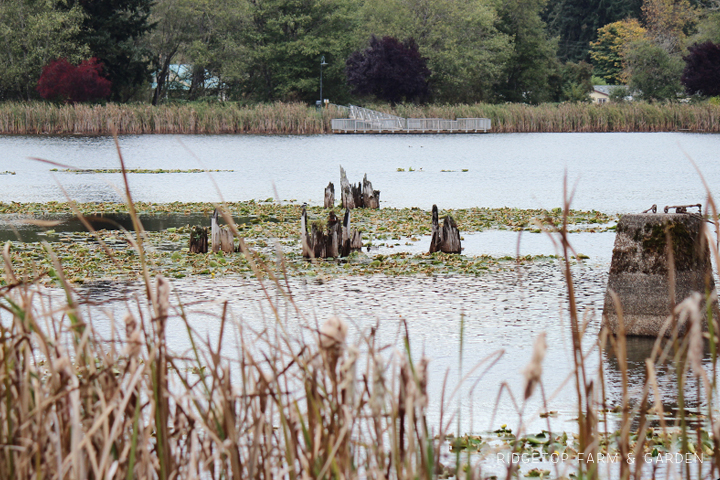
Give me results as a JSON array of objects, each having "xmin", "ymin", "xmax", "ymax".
[
  {"xmin": 682, "ymin": 41, "xmax": 720, "ymax": 97},
  {"xmin": 345, "ymin": 35, "xmax": 431, "ymax": 105}
]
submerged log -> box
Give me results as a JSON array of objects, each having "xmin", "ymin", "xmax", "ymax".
[
  {"xmin": 602, "ymin": 213, "xmax": 715, "ymax": 336},
  {"xmin": 301, "ymin": 206, "xmax": 362, "ymax": 258},
  {"xmin": 211, "ymin": 209, "xmax": 235, "ymax": 254},
  {"xmin": 324, "ymin": 182, "xmax": 335, "ymax": 209},
  {"xmin": 429, "ymin": 205, "xmax": 462, "ymax": 254},
  {"xmin": 362, "ymin": 174, "xmax": 380, "ymax": 209},
  {"xmin": 188, "ymin": 226, "xmax": 208, "ymax": 253}
]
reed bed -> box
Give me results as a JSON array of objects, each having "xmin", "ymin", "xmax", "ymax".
[
  {"xmin": 0, "ymin": 101, "xmax": 719, "ymax": 135},
  {"xmin": 2, "ymin": 151, "xmax": 720, "ymax": 478}
]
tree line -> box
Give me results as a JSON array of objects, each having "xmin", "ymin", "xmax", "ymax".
[{"xmin": 0, "ymin": 0, "xmax": 718, "ymax": 105}]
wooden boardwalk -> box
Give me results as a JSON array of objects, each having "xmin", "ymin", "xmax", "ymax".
[{"xmin": 330, "ymin": 105, "xmax": 491, "ymax": 134}]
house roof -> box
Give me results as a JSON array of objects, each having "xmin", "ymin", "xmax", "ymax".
[{"xmin": 593, "ymin": 85, "xmax": 623, "ymax": 96}]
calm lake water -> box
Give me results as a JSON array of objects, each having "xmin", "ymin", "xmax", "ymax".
[
  {"xmin": 1, "ymin": 132, "xmax": 720, "ymax": 212},
  {"xmin": 2, "ymin": 132, "xmax": 719, "ymax": 477}
]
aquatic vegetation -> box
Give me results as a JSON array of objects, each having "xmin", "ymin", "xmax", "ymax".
[
  {"xmin": 49, "ymin": 168, "xmax": 234, "ymax": 174},
  {"xmin": 0, "ymin": 101, "xmax": 719, "ymax": 134},
  {"xmin": 0, "ymin": 171, "xmax": 15, "ymax": 175}
]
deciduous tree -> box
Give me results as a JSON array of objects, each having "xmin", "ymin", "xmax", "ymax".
[
  {"xmin": 36, "ymin": 57, "xmax": 111, "ymax": 102},
  {"xmin": 0, "ymin": 0, "xmax": 87, "ymax": 100},
  {"xmin": 590, "ymin": 19, "xmax": 647, "ymax": 84},
  {"xmin": 625, "ymin": 39, "xmax": 684, "ymax": 100},
  {"xmin": 345, "ymin": 35, "xmax": 430, "ymax": 104},
  {"xmin": 681, "ymin": 41, "xmax": 720, "ymax": 96}
]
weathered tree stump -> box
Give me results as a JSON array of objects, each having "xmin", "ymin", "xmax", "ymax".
[
  {"xmin": 429, "ymin": 205, "xmax": 462, "ymax": 254},
  {"xmin": 211, "ymin": 209, "xmax": 235, "ymax": 254},
  {"xmin": 324, "ymin": 182, "xmax": 335, "ymax": 208},
  {"xmin": 188, "ymin": 226, "xmax": 208, "ymax": 253},
  {"xmin": 340, "ymin": 165, "xmax": 380, "ymax": 209},
  {"xmin": 602, "ymin": 212, "xmax": 715, "ymax": 337},
  {"xmin": 362, "ymin": 174, "xmax": 380, "ymax": 209},
  {"xmin": 340, "ymin": 166, "xmax": 355, "ymax": 209},
  {"xmin": 301, "ymin": 205, "xmax": 362, "ymax": 258},
  {"xmin": 341, "ymin": 208, "xmax": 363, "ymax": 256}
]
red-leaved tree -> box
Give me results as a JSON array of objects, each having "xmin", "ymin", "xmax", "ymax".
[{"xmin": 37, "ymin": 58, "xmax": 112, "ymax": 103}]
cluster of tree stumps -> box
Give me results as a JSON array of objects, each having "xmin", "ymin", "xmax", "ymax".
[
  {"xmin": 301, "ymin": 206, "xmax": 363, "ymax": 259},
  {"xmin": 188, "ymin": 209, "xmax": 238, "ymax": 254},
  {"xmin": 324, "ymin": 166, "xmax": 380, "ymax": 210}
]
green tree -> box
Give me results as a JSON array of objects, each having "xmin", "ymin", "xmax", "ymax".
[
  {"xmin": 68, "ymin": 0, "xmax": 154, "ymax": 101},
  {"xmin": 625, "ymin": 39, "xmax": 684, "ymax": 100},
  {"xmin": 358, "ymin": 0, "xmax": 511, "ymax": 103},
  {"xmin": 543, "ymin": 0, "xmax": 643, "ymax": 62},
  {"xmin": 548, "ymin": 61, "xmax": 594, "ymax": 102},
  {"xmin": 493, "ymin": 0, "xmax": 557, "ymax": 103},
  {"xmin": 238, "ymin": 0, "xmax": 359, "ymax": 103},
  {"xmin": 0, "ymin": 0, "xmax": 87, "ymax": 100},
  {"xmin": 590, "ymin": 19, "xmax": 647, "ymax": 84}
]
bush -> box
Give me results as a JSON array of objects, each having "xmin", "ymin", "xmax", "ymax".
[{"xmin": 36, "ymin": 58, "xmax": 111, "ymax": 103}]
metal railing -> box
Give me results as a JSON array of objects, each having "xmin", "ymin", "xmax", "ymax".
[{"xmin": 330, "ymin": 105, "xmax": 491, "ymax": 133}]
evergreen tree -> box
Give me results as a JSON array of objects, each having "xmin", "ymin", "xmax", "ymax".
[
  {"xmin": 68, "ymin": 0, "xmax": 154, "ymax": 101},
  {"xmin": 240, "ymin": 0, "xmax": 358, "ymax": 103},
  {"xmin": 544, "ymin": 0, "xmax": 643, "ymax": 62},
  {"xmin": 494, "ymin": 0, "xmax": 557, "ymax": 103}
]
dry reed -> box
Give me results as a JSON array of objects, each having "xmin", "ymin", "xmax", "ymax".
[{"xmin": 1, "ymin": 101, "xmax": 719, "ymax": 135}]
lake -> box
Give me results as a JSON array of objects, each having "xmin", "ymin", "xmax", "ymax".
[{"xmin": 2, "ymin": 132, "xmax": 720, "ymax": 212}]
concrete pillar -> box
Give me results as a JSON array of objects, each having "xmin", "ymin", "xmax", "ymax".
[{"xmin": 602, "ymin": 213, "xmax": 715, "ymax": 337}]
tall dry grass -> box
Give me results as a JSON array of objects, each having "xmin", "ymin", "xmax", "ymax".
[
  {"xmin": 1, "ymin": 142, "xmax": 720, "ymax": 478},
  {"xmin": 0, "ymin": 101, "xmax": 719, "ymax": 135}
]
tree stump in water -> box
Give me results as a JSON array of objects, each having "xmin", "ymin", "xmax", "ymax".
[
  {"xmin": 340, "ymin": 165, "xmax": 380, "ymax": 209},
  {"xmin": 362, "ymin": 174, "xmax": 380, "ymax": 209},
  {"xmin": 211, "ymin": 209, "xmax": 235, "ymax": 254},
  {"xmin": 340, "ymin": 166, "xmax": 355, "ymax": 209},
  {"xmin": 188, "ymin": 226, "xmax": 208, "ymax": 253},
  {"xmin": 429, "ymin": 205, "xmax": 461, "ymax": 254},
  {"xmin": 301, "ymin": 205, "xmax": 362, "ymax": 258},
  {"xmin": 324, "ymin": 182, "xmax": 335, "ymax": 208}
]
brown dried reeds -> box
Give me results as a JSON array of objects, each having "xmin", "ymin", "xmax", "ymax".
[{"xmin": 1, "ymin": 101, "xmax": 719, "ymax": 135}]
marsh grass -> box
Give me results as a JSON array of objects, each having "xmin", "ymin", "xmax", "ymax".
[
  {"xmin": 0, "ymin": 101, "xmax": 719, "ymax": 134},
  {"xmin": 1, "ymin": 145, "xmax": 720, "ymax": 478}
]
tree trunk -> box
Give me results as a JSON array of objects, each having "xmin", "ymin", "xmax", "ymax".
[
  {"xmin": 324, "ymin": 182, "xmax": 335, "ymax": 208},
  {"xmin": 152, "ymin": 47, "xmax": 178, "ymax": 106},
  {"xmin": 429, "ymin": 205, "xmax": 462, "ymax": 254},
  {"xmin": 211, "ymin": 209, "xmax": 235, "ymax": 253},
  {"xmin": 362, "ymin": 174, "xmax": 380, "ymax": 209},
  {"xmin": 188, "ymin": 226, "xmax": 208, "ymax": 253},
  {"xmin": 340, "ymin": 165, "xmax": 354, "ymax": 209}
]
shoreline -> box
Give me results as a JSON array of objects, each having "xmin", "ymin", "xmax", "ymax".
[{"xmin": 1, "ymin": 101, "xmax": 718, "ymax": 135}]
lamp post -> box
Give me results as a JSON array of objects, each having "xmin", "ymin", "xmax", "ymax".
[{"xmin": 319, "ymin": 55, "xmax": 328, "ymax": 109}]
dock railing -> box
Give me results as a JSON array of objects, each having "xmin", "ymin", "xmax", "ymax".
[{"xmin": 329, "ymin": 105, "xmax": 491, "ymax": 133}]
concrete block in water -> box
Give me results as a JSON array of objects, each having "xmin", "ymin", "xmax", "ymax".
[{"xmin": 602, "ymin": 213, "xmax": 714, "ymax": 336}]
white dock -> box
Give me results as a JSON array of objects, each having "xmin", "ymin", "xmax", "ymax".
[{"xmin": 330, "ymin": 105, "xmax": 491, "ymax": 134}]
